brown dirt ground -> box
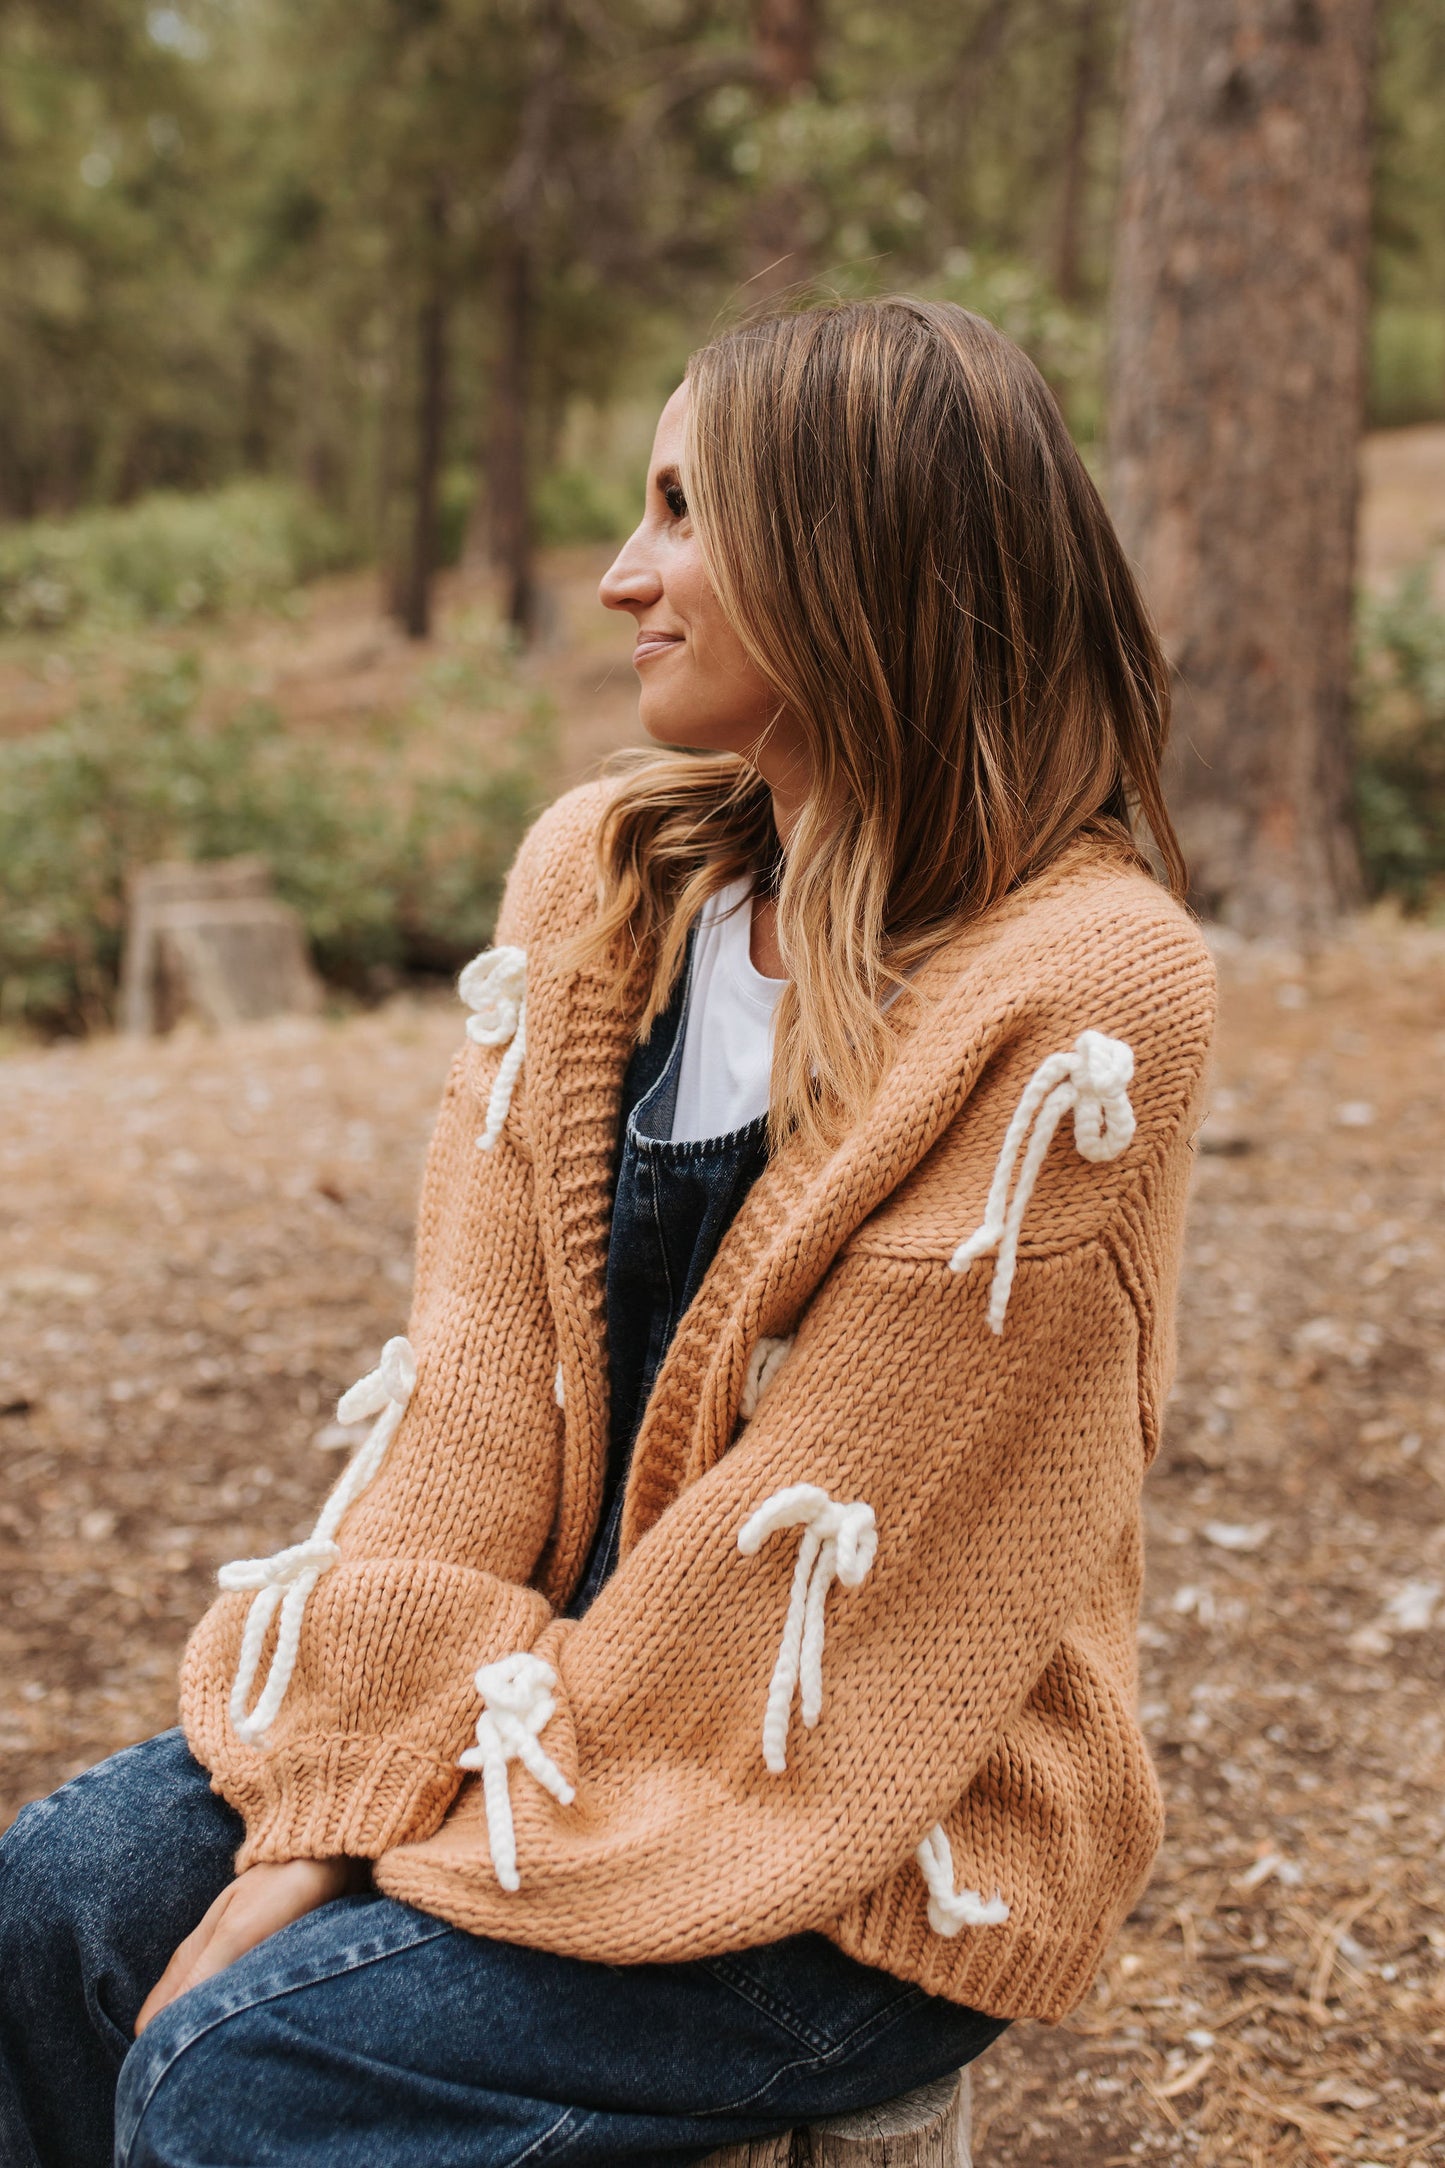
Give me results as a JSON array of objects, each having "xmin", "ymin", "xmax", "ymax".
[{"xmin": 3, "ymin": 927, "xmax": 1445, "ymax": 2166}]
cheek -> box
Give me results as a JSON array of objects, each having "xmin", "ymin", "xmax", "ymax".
[{"xmin": 686, "ymin": 581, "xmax": 773, "ymax": 718}]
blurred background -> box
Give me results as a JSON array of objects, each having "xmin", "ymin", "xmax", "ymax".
[{"xmin": 2, "ymin": 3, "xmax": 1445, "ymax": 2162}]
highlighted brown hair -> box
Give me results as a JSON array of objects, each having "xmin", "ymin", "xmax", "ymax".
[{"xmin": 580, "ymin": 297, "xmax": 1185, "ymax": 1152}]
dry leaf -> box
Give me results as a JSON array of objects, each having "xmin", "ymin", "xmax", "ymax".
[{"xmin": 1161, "ymin": 2052, "xmax": 1215, "ymax": 2098}]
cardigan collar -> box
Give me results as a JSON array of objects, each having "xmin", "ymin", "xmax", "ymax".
[{"xmin": 522, "ymin": 928, "xmax": 639, "ymax": 1605}]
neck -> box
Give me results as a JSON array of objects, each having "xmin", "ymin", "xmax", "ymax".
[
  {"xmin": 769, "ymin": 785, "xmax": 805, "ymax": 848},
  {"xmin": 748, "ymin": 711, "xmax": 810, "ymax": 849}
]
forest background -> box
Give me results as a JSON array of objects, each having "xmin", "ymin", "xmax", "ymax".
[
  {"xmin": 1, "ymin": 0, "xmax": 1444, "ymax": 1035},
  {"xmin": 5, "ymin": 9, "xmax": 1445, "ymax": 2163}
]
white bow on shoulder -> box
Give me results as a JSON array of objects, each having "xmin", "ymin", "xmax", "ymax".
[{"xmin": 949, "ymin": 1029, "xmax": 1137, "ymax": 1334}]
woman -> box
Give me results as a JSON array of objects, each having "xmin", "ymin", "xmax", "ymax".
[{"xmin": 0, "ymin": 298, "xmax": 1214, "ymax": 2167}]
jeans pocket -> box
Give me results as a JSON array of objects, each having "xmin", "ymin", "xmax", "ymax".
[{"xmin": 702, "ymin": 1935, "xmax": 923, "ymax": 2063}]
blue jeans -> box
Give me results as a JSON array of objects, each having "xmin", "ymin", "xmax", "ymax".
[{"xmin": 0, "ymin": 1732, "xmax": 1006, "ymax": 2168}]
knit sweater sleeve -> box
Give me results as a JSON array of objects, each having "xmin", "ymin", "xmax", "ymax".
[
  {"xmin": 176, "ymin": 801, "xmax": 580, "ymax": 1868},
  {"xmin": 370, "ymin": 1215, "xmax": 1165, "ymax": 1961}
]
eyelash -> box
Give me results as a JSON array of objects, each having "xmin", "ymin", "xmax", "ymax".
[{"xmin": 663, "ymin": 483, "xmax": 688, "ymax": 520}]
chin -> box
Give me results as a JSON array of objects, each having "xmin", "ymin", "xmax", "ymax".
[{"xmin": 638, "ymin": 701, "xmax": 752, "ymax": 756}]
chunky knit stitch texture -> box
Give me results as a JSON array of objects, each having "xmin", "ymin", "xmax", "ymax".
[{"xmin": 181, "ymin": 782, "xmax": 1216, "ymax": 2024}]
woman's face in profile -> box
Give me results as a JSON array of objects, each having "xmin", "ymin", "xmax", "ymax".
[{"xmin": 599, "ymin": 384, "xmax": 782, "ymax": 764}]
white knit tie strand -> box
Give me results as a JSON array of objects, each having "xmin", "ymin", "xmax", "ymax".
[
  {"xmin": 737, "ymin": 1483, "xmax": 878, "ymax": 1774},
  {"xmin": 218, "ymin": 1336, "xmax": 417, "ymax": 1746},
  {"xmin": 458, "ymin": 1652, "xmax": 576, "ymax": 1892},
  {"xmin": 949, "ymin": 1029, "xmax": 1137, "ymax": 1334},
  {"xmin": 458, "ymin": 946, "xmax": 527, "ymax": 1153},
  {"xmin": 739, "ymin": 1335, "xmax": 794, "ymax": 1421},
  {"xmin": 915, "ymin": 1822, "xmax": 1010, "ymax": 1933}
]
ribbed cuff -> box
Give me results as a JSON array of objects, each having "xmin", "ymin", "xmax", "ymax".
[{"xmin": 225, "ymin": 1735, "xmax": 464, "ymax": 1868}]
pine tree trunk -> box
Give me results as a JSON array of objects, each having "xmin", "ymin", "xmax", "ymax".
[
  {"xmin": 489, "ymin": 233, "xmax": 535, "ymax": 639},
  {"xmin": 746, "ymin": 0, "xmax": 820, "ymax": 299},
  {"xmin": 754, "ymin": 0, "xmax": 818, "ymax": 89},
  {"xmin": 1107, "ymin": 0, "xmax": 1375, "ymax": 936},
  {"xmin": 397, "ymin": 194, "xmax": 449, "ymax": 643},
  {"xmin": 1053, "ymin": 0, "xmax": 1103, "ymax": 303}
]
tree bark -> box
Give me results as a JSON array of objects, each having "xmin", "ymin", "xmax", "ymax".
[
  {"xmin": 1107, "ymin": 0, "xmax": 1375, "ymax": 936},
  {"xmin": 488, "ymin": 232, "xmax": 535, "ymax": 639},
  {"xmin": 754, "ymin": 0, "xmax": 818, "ymax": 91},
  {"xmin": 476, "ymin": 0, "xmax": 564, "ymax": 640},
  {"xmin": 1053, "ymin": 0, "xmax": 1103, "ymax": 303},
  {"xmin": 700, "ymin": 2067, "xmax": 973, "ymax": 2166},
  {"xmin": 746, "ymin": 0, "xmax": 820, "ymax": 300},
  {"xmin": 397, "ymin": 192, "xmax": 449, "ymax": 643}
]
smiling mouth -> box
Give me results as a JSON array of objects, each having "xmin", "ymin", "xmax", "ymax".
[{"xmin": 633, "ymin": 633, "xmax": 683, "ymax": 665}]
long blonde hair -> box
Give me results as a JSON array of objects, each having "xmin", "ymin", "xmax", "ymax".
[{"xmin": 578, "ymin": 298, "xmax": 1185, "ymax": 1153}]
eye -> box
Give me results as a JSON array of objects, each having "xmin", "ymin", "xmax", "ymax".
[{"xmin": 663, "ymin": 482, "xmax": 688, "ymax": 520}]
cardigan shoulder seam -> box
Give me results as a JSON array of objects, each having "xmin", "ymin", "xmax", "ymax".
[{"xmin": 846, "ymin": 1077, "xmax": 1200, "ymax": 1271}]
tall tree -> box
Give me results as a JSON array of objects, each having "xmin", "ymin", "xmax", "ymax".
[
  {"xmin": 396, "ymin": 189, "xmax": 450, "ymax": 641},
  {"xmin": 481, "ymin": 0, "xmax": 568, "ymax": 641},
  {"xmin": 746, "ymin": 0, "xmax": 821, "ymax": 297},
  {"xmin": 1053, "ymin": 0, "xmax": 1105, "ymax": 301},
  {"xmin": 0, "ymin": 0, "xmax": 226, "ymax": 513},
  {"xmin": 1108, "ymin": 0, "xmax": 1375, "ymax": 935}
]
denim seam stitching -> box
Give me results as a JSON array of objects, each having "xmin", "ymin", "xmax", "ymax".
[
  {"xmin": 701, "ymin": 1955, "xmax": 926, "ymax": 2064},
  {"xmin": 700, "ymin": 1959, "xmax": 835, "ymax": 2054},
  {"xmin": 696, "ymin": 1983, "xmax": 932, "ymax": 2120},
  {"xmin": 116, "ymin": 1914, "xmax": 455, "ymax": 2162},
  {"xmin": 643, "ymin": 1155, "xmax": 679, "ymax": 1321},
  {"xmin": 627, "ymin": 934, "xmax": 693, "ymax": 1143},
  {"xmin": 505, "ymin": 2102, "xmax": 581, "ymax": 2166}
]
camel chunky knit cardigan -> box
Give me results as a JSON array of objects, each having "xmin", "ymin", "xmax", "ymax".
[{"xmin": 181, "ymin": 782, "xmax": 1216, "ymax": 2024}]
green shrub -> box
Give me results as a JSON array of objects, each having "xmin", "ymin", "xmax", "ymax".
[
  {"xmin": 1355, "ymin": 561, "xmax": 1445, "ymax": 910},
  {"xmin": 0, "ymin": 481, "xmax": 361, "ymax": 635},
  {"xmin": 1369, "ymin": 306, "xmax": 1445, "ymax": 429},
  {"xmin": 0, "ymin": 654, "xmax": 552, "ymax": 1033}
]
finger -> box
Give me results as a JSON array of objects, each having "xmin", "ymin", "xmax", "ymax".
[
  {"xmin": 134, "ymin": 1890, "xmax": 235, "ymax": 2035},
  {"xmin": 135, "ymin": 1951, "xmax": 195, "ymax": 2036},
  {"xmin": 135, "ymin": 1933, "xmax": 212, "ymax": 2035}
]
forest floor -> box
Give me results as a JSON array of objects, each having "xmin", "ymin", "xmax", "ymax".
[
  {"xmin": 3, "ymin": 923, "xmax": 1444, "ymax": 2168},
  {"xmin": 3, "ymin": 430, "xmax": 1445, "ymax": 2163}
]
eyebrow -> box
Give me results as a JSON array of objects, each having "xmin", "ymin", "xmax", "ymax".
[{"xmin": 653, "ymin": 462, "xmax": 681, "ymax": 491}]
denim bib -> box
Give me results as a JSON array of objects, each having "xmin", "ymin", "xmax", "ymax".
[{"xmin": 566, "ymin": 944, "xmax": 770, "ymax": 1617}]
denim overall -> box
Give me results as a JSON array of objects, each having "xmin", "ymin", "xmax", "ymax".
[
  {"xmin": 0, "ymin": 948, "xmax": 1006, "ymax": 2168},
  {"xmin": 567, "ymin": 947, "xmax": 769, "ymax": 1618}
]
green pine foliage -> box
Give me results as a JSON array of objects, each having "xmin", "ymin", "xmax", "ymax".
[{"xmin": 1355, "ymin": 565, "xmax": 1445, "ymax": 912}]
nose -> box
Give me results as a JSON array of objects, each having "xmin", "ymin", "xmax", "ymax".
[{"xmin": 598, "ymin": 525, "xmax": 662, "ymax": 615}]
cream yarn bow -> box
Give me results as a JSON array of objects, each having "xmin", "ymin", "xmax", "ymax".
[
  {"xmin": 458, "ymin": 946, "xmax": 527, "ymax": 1152},
  {"xmin": 949, "ymin": 1029, "xmax": 1136, "ymax": 1333}
]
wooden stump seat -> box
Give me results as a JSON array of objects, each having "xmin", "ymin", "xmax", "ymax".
[
  {"xmin": 702, "ymin": 2064, "xmax": 972, "ymax": 2167},
  {"xmin": 121, "ymin": 857, "xmax": 322, "ymax": 1035}
]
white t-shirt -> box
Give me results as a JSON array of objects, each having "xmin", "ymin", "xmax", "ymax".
[{"xmin": 670, "ymin": 879, "xmax": 785, "ymax": 1142}]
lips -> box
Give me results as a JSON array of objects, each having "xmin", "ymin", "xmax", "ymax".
[{"xmin": 633, "ymin": 632, "xmax": 683, "ymax": 664}]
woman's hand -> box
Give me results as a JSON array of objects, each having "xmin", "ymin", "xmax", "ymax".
[{"xmin": 134, "ymin": 1857, "xmax": 360, "ymax": 2035}]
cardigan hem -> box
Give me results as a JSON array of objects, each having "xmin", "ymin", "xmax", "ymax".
[{"xmin": 368, "ymin": 1850, "xmax": 1137, "ymax": 2025}]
